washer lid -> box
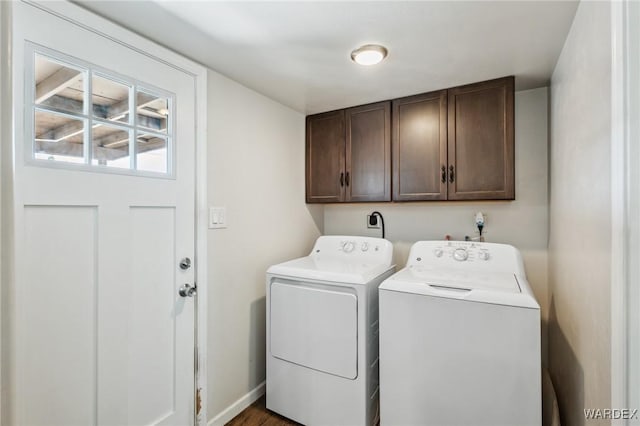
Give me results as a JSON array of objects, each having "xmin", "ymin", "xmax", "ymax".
[
  {"xmin": 403, "ymin": 265, "xmax": 521, "ymax": 292},
  {"xmin": 379, "ymin": 266, "xmax": 539, "ymax": 309},
  {"xmin": 267, "ymin": 256, "xmax": 394, "ymax": 284}
]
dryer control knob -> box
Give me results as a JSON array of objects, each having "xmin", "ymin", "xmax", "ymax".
[
  {"xmin": 361, "ymin": 242, "xmax": 369, "ymax": 252},
  {"xmin": 453, "ymin": 248, "xmax": 468, "ymax": 261},
  {"xmin": 343, "ymin": 241, "xmax": 355, "ymax": 253},
  {"xmin": 434, "ymin": 248, "xmax": 444, "ymax": 258},
  {"xmin": 478, "ymin": 251, "xmax": 490, "ymax": 260}
]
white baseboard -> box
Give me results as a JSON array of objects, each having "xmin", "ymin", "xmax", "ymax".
[{"xmin": 208, "ymin": 381, "xmax": 266, "ymax": 426}]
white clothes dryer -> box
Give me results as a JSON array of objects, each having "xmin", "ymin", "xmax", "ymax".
[
  {"xmin": 266, "ymin": 236, "xmax": 395, "ymax": 426},
  {"xmin": 379, "ymin": 241, "xmax": 541, "ymax": 426}
]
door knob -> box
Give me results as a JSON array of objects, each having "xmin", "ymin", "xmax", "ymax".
[{"xmin": 179, "ymin": 283, "xmax": 197, "ymax": 297}]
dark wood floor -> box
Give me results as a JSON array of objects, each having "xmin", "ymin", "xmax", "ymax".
[{"xmin": 226, "ymin": 395, "xmax": 300, "ymax": 426}]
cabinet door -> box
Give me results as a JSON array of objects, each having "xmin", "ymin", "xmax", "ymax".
[
  {"xmin": 306, "ymin": 110, "xmax": 346, "ymax": 203},
  {"xmin": 447, "ymin": 76, "xmax": 515, "ymax": 200},
  {"xmin": 345, "ymin": 102, "xmax": 391, "ymax": 202},
  {"xmin": 392, "ymin": 90, "xmax": 447, "ymax": 201}
]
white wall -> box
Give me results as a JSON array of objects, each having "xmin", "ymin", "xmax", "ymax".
[
  {"xmin": 324, "ymin": 87, "xmax": 549, "ymax": 363},
  {"xmin": 548, "ymin": 1, "xmax": 612, "ymax": 425},
  {"xmin": 206, "ymin": 70, "xmax": 322, "ymax": 422}
]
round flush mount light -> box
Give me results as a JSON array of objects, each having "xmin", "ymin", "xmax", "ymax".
[{"xmin": 350, "ymin": 44, "xmax": 388, "ymax": 66}]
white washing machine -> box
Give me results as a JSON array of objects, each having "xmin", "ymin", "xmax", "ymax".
[
  {"xmin": 379, "ymin": 241, "xmax": 541, "ymax": 426},
  {"xmin": 266, "ymin": 236, "xmax": 395, "ymax": 426}
]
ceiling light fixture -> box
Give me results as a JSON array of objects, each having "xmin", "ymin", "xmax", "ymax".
[{"xmin": 350, "ymin": 44, "xmax": 388, "ymax": 66}]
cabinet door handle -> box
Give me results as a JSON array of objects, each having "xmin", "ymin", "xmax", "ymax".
[
  {"xmin": 345, "ymin": 172, "xmax": 350, "ymax": 186},
  {"xmin": 340, "ymin": 172, "xmax": 344, "ymax": 187},
  {"xmin": 449, "ymin": 165, "xmax": 455, "ymax": 183},
  {"xmin": 441, "ymin": 165, "xmax": 447, "ymax": 183}
]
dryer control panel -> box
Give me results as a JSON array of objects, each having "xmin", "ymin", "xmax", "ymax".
[
  {"xmin": 406, "ymin": 241, "xmax": 525, "ymax": 276},
  {"xmin": 310, "ymin": 236, "xmax": 393, "ymax": 265}
]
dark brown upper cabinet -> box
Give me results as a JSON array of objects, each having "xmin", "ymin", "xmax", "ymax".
[
  {"xmin": 392, "ymin": 78, "xmax": 514, "ymax": 202},
  {"xmin": 392, "ymin": 90, "xmax": 448, "ymax": 201},
  {"xmin": 306, "ymin": 76, "xmax": 514, "ymax": 203},
  {"xmin": 306, "ymin": 110, "xmax": 346, "ymax": 203},
  {"xmin": 447, "ymin": 76, "xmax": 515, "ymax": 200},
  {"xmin": 346, "ymin": 102, "xmax": 391, "ymax": 202},
  {"xmin": 306, "ymin": 102, "xmax": 391, "ymax": 203}
]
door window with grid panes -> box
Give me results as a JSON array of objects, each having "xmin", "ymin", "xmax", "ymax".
[{"xmin": 27, "ymin": 44, "xmax": 175, "ymax": 177}]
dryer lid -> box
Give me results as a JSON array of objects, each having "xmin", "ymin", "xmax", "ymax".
[
  {"xmin": 268, "ymin": 256, "xmax": 394, "ymax": 284},
  {"xmin": 267, "ymin": 235, "xmax": 395, "ymax": 284}
]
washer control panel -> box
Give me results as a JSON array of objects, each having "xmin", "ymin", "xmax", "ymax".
[
  {"xmin": 413, "ymin": 241, "xmax": 493, "ymax": 265},
  {"xmin": 403, "ymin": 240, "xmax": 528, "ymax": 275}
]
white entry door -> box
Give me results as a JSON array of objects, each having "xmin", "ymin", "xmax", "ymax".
[{"xmin": 9, "ymin": 2, "xmax": 200, "ymax": 425}]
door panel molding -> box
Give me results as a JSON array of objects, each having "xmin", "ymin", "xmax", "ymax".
[{"xmin": 21, "ymin": 205, "xmax": 99, "ymax": 426}]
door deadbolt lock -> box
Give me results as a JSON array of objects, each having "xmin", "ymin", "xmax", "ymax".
[
  {"xmin": 178, "ymin": 283, "xmax": 197, "ymax": 298},
  {"xmin": 179, "ymin": 257, "xmax": 191, "ymax": 270}
]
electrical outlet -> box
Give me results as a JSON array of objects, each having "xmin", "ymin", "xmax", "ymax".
[{"xmin": 367, "ymin": 214, "xmax": 381, "ymax": 229}]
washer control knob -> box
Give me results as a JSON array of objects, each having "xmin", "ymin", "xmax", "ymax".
[
  {"xmin": 343, "ymin": 241, "xmax": 355, "ymax": 253},
  {"xmin": 434, "ymin": 248, "xmax": 444, "ymax": 258},
  {"xmin": 478, "ymin": 251, "xmax": 490, "ymax": 261},
  {"xmin": 361, "ymin": 242, "xmax": 369, "ymax": 252},
  {"xmin": 453, "ymin": 248, "xmax": 468, "ymax": 261}
]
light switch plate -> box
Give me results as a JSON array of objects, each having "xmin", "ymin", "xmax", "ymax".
[{"xmin": 209, "ymin": 206, "xmax": 227, "ymax": 229}]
